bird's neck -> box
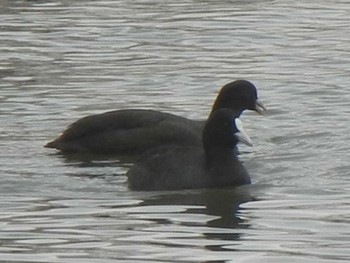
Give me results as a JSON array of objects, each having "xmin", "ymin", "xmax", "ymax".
[
  {"xmin": 205, "ymin": 148, "xmax": 236, "ymax": 167},
  {"xmin": 211, "ymin": 99, "xmax": 242, "ymax": 115}
]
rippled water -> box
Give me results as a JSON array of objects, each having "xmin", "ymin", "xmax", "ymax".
[{"xmin": 1, "ymin": 0, "xmax": 350, "ymax": 262}]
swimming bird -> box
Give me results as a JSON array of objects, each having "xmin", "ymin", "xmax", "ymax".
[
  {"xmin": 45, "ymin": 80, "xmax": 265, "ymax": 155},
  {"xmin": 127, "ymin": 108, "xmax": 252, "ymax": 191}
]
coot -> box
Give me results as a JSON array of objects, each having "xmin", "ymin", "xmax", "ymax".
[
  {"xmin": 127, "ymin": 108, "xmax": 253, "ymax": 191},
  {"xmin": 45, "ymin": 80, "xmax": 265, "ymax": 155}
]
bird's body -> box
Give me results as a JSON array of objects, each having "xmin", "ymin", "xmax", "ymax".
[
  {"xmin": 127, "ymin": 146, "xmax": 250, "ymax": 191},
  {"xmin": 46, "ymin": 109, "xmax": 203, "ymax": 154}
]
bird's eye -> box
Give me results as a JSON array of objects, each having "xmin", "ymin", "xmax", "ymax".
[{"xmin": 241, "ymin": 95, "xmax": 248, "ymax": 103}]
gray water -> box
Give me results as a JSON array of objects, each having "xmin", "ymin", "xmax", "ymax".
[{"xmin": 1, "ymin": 0, "xmax": 350, "ymax": 262}]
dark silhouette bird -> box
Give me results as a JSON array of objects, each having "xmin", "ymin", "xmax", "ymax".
[
  {"xmin": 45, "ymin": 80, "xmax": 265, "ymax": 156},
  {"xmin": 127, "ymin": 108, "xmax": 253, "ymax": 191}
]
